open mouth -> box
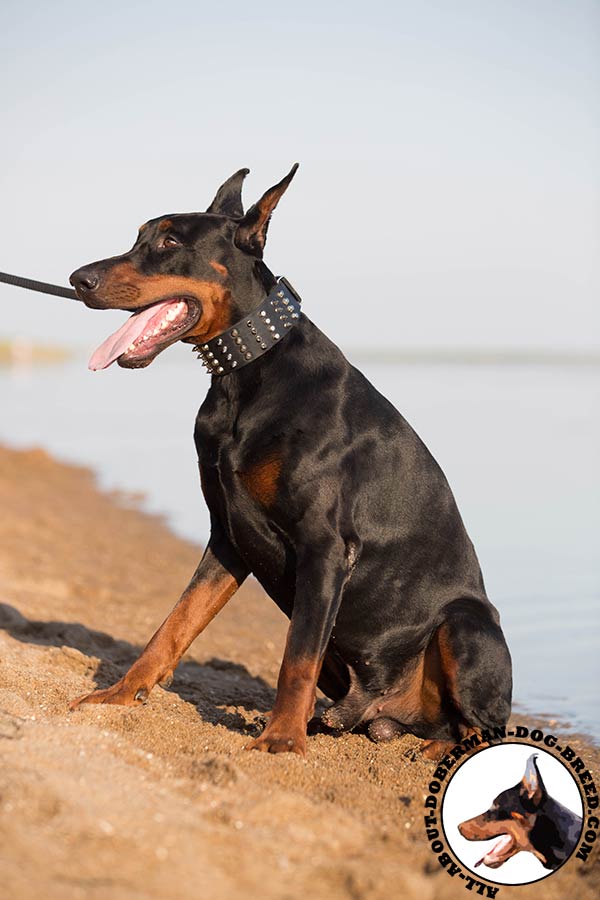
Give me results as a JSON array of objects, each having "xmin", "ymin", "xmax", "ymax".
[
  {"xmin": 474, "ymin": 833, "xmax": 515, "ymax": 869},
  {"xmin": 88, "ymin": 297, "xmax": 201, "ymax": 371}
]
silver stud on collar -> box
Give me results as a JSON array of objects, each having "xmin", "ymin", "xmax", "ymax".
[{"xmin": 195, "ymin": 278, "xmax": 301, "ymax": 376}]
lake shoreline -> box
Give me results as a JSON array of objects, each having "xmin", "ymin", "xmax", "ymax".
[{"xmin": 0, "ymin": 443, "xmax": 598, "ymax": 898}]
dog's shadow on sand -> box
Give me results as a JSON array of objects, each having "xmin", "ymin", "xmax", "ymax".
[{"xmin": 0, "ymin": 602, "xmax": 307, "ymax": 736}]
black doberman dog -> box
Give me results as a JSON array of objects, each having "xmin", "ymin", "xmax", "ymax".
[
  {"xmin": 69, "ymin": 165, "xmax": 512, "ymax": 757},
  {"xmin": 459, "ymin": 753, "xmax": 582, "ymax": 870}
]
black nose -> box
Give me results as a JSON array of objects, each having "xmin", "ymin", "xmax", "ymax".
[{"xmin": 70, "ymin": 269, "xmax": 99, "ymax": 292}]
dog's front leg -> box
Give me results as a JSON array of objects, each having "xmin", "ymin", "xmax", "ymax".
[
  {"xmin": 70, "ymin": 531, "xmax": 248, "ymax": 709},
  {"xmin": 246, "ymin": 531, "xmax": 349, "ymax": 756}
]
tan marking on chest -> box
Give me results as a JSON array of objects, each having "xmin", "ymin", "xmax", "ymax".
[{"xmin": 240, "ymin": 456, "xmax": 282, "ymax": 507}]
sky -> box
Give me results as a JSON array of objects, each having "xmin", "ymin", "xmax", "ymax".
[{"xmin": 0, "ymin": 0, "xmax": 598, "ymax": 352}]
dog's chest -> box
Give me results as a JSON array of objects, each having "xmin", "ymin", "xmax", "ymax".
[{"xmin": 194, "ymin": 415, "xmax": 294, "ymax": 611}]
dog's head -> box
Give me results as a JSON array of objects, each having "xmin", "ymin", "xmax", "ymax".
[
  {"xmin": 70, "ymin": 165, "xmax": 297, "ymax": 370},
  {"xmin": 457, "ymin": 754, "xmax": 547, "ymax": 869}
]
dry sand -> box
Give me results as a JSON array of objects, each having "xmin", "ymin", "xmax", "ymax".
[{"xmin": 0, "ymin": 445, "xmax": 597, "ymax": 899}]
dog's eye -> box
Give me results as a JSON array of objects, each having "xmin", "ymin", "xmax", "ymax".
[{"xmin": 161, "ymin": 235, "xmax": 181, "ymax": 249}]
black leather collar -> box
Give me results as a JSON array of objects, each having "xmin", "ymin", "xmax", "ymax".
[{"xmin": 193, "ymin": 277, "xmax": 302, "ymax": 376}]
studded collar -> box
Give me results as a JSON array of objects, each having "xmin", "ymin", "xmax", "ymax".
[{"xmin": 193, "ymin": 277, "xmax": 302, "ymax": 376}]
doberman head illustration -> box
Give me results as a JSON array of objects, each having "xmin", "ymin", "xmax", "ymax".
[{"xmin": 458, "ymin": 753, "xmax": 582, "ymax": 870}]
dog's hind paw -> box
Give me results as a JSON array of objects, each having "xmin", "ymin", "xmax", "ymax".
[
  {"xmin": 420, "ymin": 739, "xmax": 453, "ymax": 760},
  {"xmin": 321, "ymin": 704, "xmax": 355, "ymax": 732}
]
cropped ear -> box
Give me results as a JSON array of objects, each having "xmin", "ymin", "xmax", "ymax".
[
  {"xmin": 520, "ymin": 754, "xmax": 546, "ymax": 809},
  {"xmin": 206, "ymin": 168, "xmax": 250, "ymax": 217},
  {"xmin": 235, "ymin": 163, "xmax": 299, "ymax": 257}
]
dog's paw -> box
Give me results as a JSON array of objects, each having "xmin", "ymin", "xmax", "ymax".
[
  {"xmin": 320, "ymin": 705, "xmax": 350, "ymax": 732},
  {"xmin": 420, "ymin": 739, "xmax": 452, "ymax": 760},
  {"xmin": 69, "ymin": 677, "xmax": 149, "ymax": 710},
  {"xmin": 245, "ymin": 723, "xmax": 306, "ymax": 756}
]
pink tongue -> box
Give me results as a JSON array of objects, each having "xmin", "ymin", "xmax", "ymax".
[
  {"xmin": 88, "ymin": 300, "xmax": 177, "ymax": 371},
  {"xmin": 476, "ymin": 834, "xmax": 512, "ymax": 867}
]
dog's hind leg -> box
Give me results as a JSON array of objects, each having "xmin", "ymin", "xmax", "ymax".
[
  {"xmin": 418, "ymin": 597, "xmax": 512, "ymax": 758},
  {"xmin": 69, "ymin": 530, "xmax": 248, "ymax": 709},
  {"xmin": 360, "ymin": 598, "xmax": 512, "ymax": 755},
  {"xmin": 435, "ymin": 597, "xmax": 512, "ymax": 733}
]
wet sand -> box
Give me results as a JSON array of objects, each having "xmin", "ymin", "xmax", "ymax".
[{"xmin": 0, "ymin": 445, "xmax": 597, "ymax": 899}]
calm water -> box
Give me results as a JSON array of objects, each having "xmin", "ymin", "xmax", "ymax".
[{"xmin": 1, "ymin": 351, "xmax": 598, "ymax": 738}]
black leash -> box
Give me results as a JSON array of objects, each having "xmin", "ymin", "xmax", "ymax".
[
  {"xmin": 0, "ymin": 268, "xmax": 303, "ymax": 376},
  {"xmin": 0, "ymin": 270, "xmax": 77, "ymax": 300}
]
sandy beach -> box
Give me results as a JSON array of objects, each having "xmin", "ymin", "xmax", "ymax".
[{"xmin": 0, "ymin": 444, "xmax": 597, "ymax": 900}]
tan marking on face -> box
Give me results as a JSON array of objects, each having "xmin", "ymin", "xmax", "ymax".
[
  {"xmin": 138, "ymin": 222, "xmax": 148, "ymax": 233},
  {"xmin": 158, "ymin": 219, "xmax": 173, "ymax": 232},
  {"xmin": 459, "ymin": 813, "xmax": 532, "ymax": 858},
  {"xmin": 240, "ymin": 455, "xmax": 282, "ymax": 507},
  {"xmin": 102, "ymin": 261, "xmax": 233, "ymax": 341},
  {"xmin": 209, "ymin": 260, "xmax": 228, "ymax": 278}
]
